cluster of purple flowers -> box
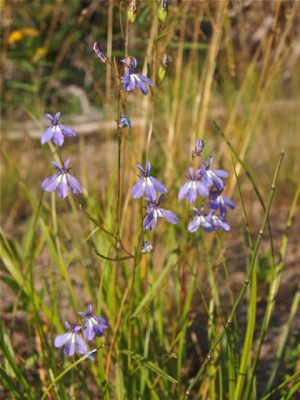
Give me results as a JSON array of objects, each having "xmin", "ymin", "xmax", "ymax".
[
  {"xmin": 54, "ymin": 305, "xmax": 108, "ymax": 357},
  {"xmin": 179, "ymin": 139, "xmax": 235, "ymax": 233},
  {"xmin": 41, "ymin": 113, "xmax": 82, "ymax": 199},
  {"xmin": 131, "ymin": 161, "xmax": 178, "ymax": 230}
]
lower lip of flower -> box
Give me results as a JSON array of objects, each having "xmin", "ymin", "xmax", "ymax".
[
  {"xmin": 52, "ymin": 125, "xmax": 62, "ymax": 133},
  {"xmin": 57, "ymin": 174, "xmax": 68, "ymax": 184},
  {"xmin": 156, "ymin": 209, "xmax": 164, "ymax": 218}
]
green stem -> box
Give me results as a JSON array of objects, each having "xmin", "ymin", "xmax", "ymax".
[
  {"xmin": 245, "ymin": 184, "xmax": 300, "ymax": 399},
  {"xmin": 51, "ymin": 193, "xmax": 78, "ymax": 310}
]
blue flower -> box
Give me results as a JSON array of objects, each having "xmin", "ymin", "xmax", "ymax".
[
  {"xmin": 54, "ymin": 322, "xmax": 87, "ymax": 357},
  {"xmin": 118, "ymin": 114, "xmax": 131, "ymax": 128},
  {"xmin": 78, "ymin": 304, "xmax": 108, "ymax": 341},
  {"xmin": 131, "ymin": 161, "xmax": 168, "ymax": 200},
  {"xmin": 41, "ymin": 112, "xmax": 76, "ymax": 146},
  {"xmin": 178, "ymin": 167, "xmax": 209, "ymax": 203},
  {"xmin": 188, "ymin": 207, "xmax": 231, "ymax": 233},
  {"xmin": 121, "ymin": 57, "xmax": 154, "ymax": 95},
  {"xmin": 141, "ymin": 240, "xmax": 153, "ymax": 254},
  {"xmin": 188, "ymin": 207, "xmax": 214, "ymax": 233},
  {"xmin": 143, "ymin": 194, "xmax": 178, "ymax": 230},
  {"xmin": 201, "ymin": 156, "xmax": 229, "ymax": 191},
  {"xmin": 42, "ymin": 160, "xmax": 82, "ymax": 199},
  {"xmin": 209, "ymin": 190, "xmax": 235, "ymax": 216},
  {"xmin": 210, "ymin": 214, "xmax": 231, "ymax": 232}
]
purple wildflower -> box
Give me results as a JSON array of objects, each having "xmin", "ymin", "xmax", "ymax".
[
  {"xmin": 93, "ymin": 42, "xmax": 108, "ymax": 63},
  {"xmin": 201, "ymin": 156, "xmax": 229, "ymax": 191},
  {"xmin": 188, "ymin": 208, "xmax": 214, "ymax": 233},
  {"xmin": 141, "ymin": 240, "xmax": 153, "ymax": 254},
  {"xmin": 54, "ymin": 322, "xmax": 87, "ymax": 357},
  {"xmin": 42, "ymin": 160, "xmax": 82, "ymax": 199},
  {"xmin": 192, "ymin": 139, "xmax": 204, "ymax": 157},
  {"xmin": 78, "ymin": 305, "xmax": 108, "ymax": 341},
  {"xmin": 143, "ymin": 194, "xmax": 178, "ymax": 230},
  {"xmin": 41, "ymin": 112, "xmax": 76, "ymax": 146},
  {"xmin": 178, "ymin": 167, "xmax": 209, "ymax": 203},
  {"xmin": 209, "ymin": 191, "xmax": 235, "ymax": 216},
  {"xmin": 121, "ymin": 57, "xmax": 154, "ymax": 95},
  {"xmin": 118, "ymin": 114, "xmax": 131, "ymax": 128},
  {"xmin": 210, "ymin": 214, "xmax": 230, "ymax": 232},
  {"xmin": 131, "ymin": 161, "xmax": 167, "ymax": 200}
]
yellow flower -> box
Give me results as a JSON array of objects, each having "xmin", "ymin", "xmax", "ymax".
[
  {"xmin": 33, "ymin": 47, "xmax": 46, "ymax": 62},
  {"xmin": 7, "ymin": 30, "xmax": 23, "ymax": 44},
  {"xmin": 7, "ymin": 27, "xmax": 39, "ymax": 44}
]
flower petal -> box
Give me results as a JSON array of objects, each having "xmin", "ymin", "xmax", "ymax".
[
  {"xmin": 202, "ymin": 172, "xmax": 213, "ymax": 188},
  {"xmin": 186, "ymin": 186, "xmax": 197, "ymax": 203},
  {"xmin": 75, "ymin": 334, "xmax": 88, "ymax": 355},
  {"xmin": 134, "ymin": 76, "xmax": 148, "ymax": 95},
  {"xmin": 60, "ymin": 124, "xmax": 76, "ymax": 137},
  {"xmin": 54, "ymin": 112, "xmax": 61, "ymax": 123},
  {"xmin": 122, "ymin": 73, "xmax": 136, "ymax": 91},
  {"xmin": 42, "ymin": 174, "xmax": 60, "ymax": 192},
  {"xmin": 188, "ymin": 218, "xmax": 200, "ymax": 233},
  {"xmin": 54, "ymin": 333, "xmax": 71, "ymax": 348},
  {"xmin": 160, "ymin": 208, "xmax": 178, "ymax": 224},
  {"xmin": 83, "ymin": 320, "xmax": 95, "ymax": 341},
  {"xmin": 214, "ymin": 169, "xmax": 229, "ymax": 178},
  {"xmin": 150, "ymin": 177, "xmax": 168, "ymax": 194},
  {"xmin": 143, "ymin": 210, "xmax": 157, "ymax": 230},
  {"xmin": 131, "ymin": 57, "xmax": 137, "ymax": 69},
  {"xmin": 57, "ymin": 182, "xmax": 69, "ymax": 199},
  {"xmin": 52, "ymin": 127, "xmax": 64, "ymax": 146},
  {"xmin": 45, "ymin": 113, "xmax": 54, "ymax": 123},
  {"xmin": 138, "ymin": 74, "xmax": 154, "ymax": 86},
  {"xmin": 223, "ymin": 195, "xmax": 235, "ymax": 209},
  {"xmin": 178, "ymin": 181, "xmax": 190, "ymax": 200},
  {"xmin": 51, "ymin": 161, "xmax": 61, "ymax": 171},
  {"xmin": 144, "ymin": 179, "xmax": 157, "ymax": 201},
  {"xmin": 145, "ymin": 161, "xmax": 151, "ymax": 175},
  {"xmin": 196, "ymin": 181, "xmax": 209, "ymax": 197},
  {"xmin": 64, "ymin": 336, "xmax": 75, "ymax": 356},
  {"xmin": 63, "ymin": 159, "xmax": 70, "ymax": 170},
  {"xmin": 67, "ymin": 174, "xmax": 82, "ymax": 194},
  {"xmin": 131, "ymin": 178, "xmax": 145, "ymax": 198},
  {"xmin": 41, "ymin": 127, "xmax": 53, "ymax": 144},
  {"xmin": 93, "ymin": 317, "xmax": 109, "ymax": 336},
  {"xmin": 136, "ymin": 164, "xmax": 145, "ymax": 175}
]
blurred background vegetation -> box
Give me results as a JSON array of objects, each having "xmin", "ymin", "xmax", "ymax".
[{"xmin": 1, "ymin": 0, "xmax": 300, "ymax": 399}]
